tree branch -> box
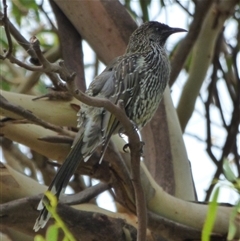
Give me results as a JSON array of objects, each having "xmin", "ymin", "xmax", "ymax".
[
  {"xmin": 0, "ymin": 94, "xmax": 75, "ymax": 138},
  {"xmin": 0, "ymin": 0, "xmax": 12, "ymax": 59}
]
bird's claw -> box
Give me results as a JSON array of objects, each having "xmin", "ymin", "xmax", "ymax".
[
  {"xmin": 123, "ymin": 141, "xmax": 145, "ymax": 156},
  {"xmin": 139, "ymin": 141, "xmax": 145, "ymax": 156},
  {"xmin": 123, "ymin": 143, "xmax": 130, "ymax": 153}
]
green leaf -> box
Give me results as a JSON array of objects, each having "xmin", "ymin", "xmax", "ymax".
[
  {"xmin": 201, "ymin": 186, "xmax": 220, "ymax": 241},
  {"xmin": 43, "ymin": 191, "xmax": 76, "ymax": 241},
  {"xmin": 46, "ymin": 225, "xmax": 59, "ymax": 241},
  {"xmin": 235, "ymin": 179, "xmax": 240, "ymax": 192},
  {"xmin": 10, "ymin": 0, "xmax": 39, "ymax": 26},
  {"xmin": 0, "ymin": 80, "xmax": 11, "ymax": 91},
  {"xmin": 63, "ymin": 236, "xmax": 69, "ymax": 241},
  {"xmin": 34, "ymin": 234, "xmax": 46, "ymax": 241},
  {"xmin": 0, "ymin": 32, "xmax": 8, "ymax": 49},
  {"xmin": 36, "ymin": 79, "xmax": 49, "ymax": 95},
  {"xmin": 11, "ymin": 2, "xmax": 23, "ymax": 26},
  {"xmin": 223, "ymin": 159, "xmax": 237, "ymax": 183}
]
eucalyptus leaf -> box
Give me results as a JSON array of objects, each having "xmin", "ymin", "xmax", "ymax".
[
  {"xmin": 223, "ymin": 159, "xmax": 237, "ymax": 183},
  {"xmin": 46, "ymin": 225, "xmax": 59, "ymax": 241},
  {"xmin": 227, "ymin": 200, "xmax": 240, "ymax": 240},
  {"xmin": 202, "ymin": 186, "xmax": 220, "ymax": 241}
]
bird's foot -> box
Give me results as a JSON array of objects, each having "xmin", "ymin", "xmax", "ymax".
[
  {"xmin": 123, "ymin": 143, "xmax": 130, "ymax": 153},
  {"xmin": 139, "ymin": 141, "xmax": 145, "ymax": 156},
  {"xmin": 123, "ymin": 141, "xmax": 145, "ymax": 156}
]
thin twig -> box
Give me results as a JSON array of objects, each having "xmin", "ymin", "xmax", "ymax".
[
  {"xmin": 205, "ymin": 30, "xmax": 240, "ymax": 201},
  {"xmin": 184, "ymin": 132, "xmax": 222, "ymax": 150},
  {"xmin": 218, "ymin": 60, "xmax": 236, "ymax": 101},
  {"xmin": 62, "ymin": 182, "xmax": 111, "ymax": 205},
  {"xmin": 7, "ymin": 55, "xmax": 43, "ymax": 71},
  {"xmin": 37, "ymin": 135, "xmax": 74, "ymax": 144},
  {"xmin": 0, "ymin": 0, "xmax": 12, "ymax": 59},
  {"xmin": 205, "ymin": 32, "xmax": 223, "ymax": 167},
  {"xmin": 175, "ymin": 0, "xmax": 193, "ymax": 16},
  {"xmin": 37, "ymin": 0, "xmax": 57, "ymax": 32},
  {"xmin": 205, "ymin": 85, "xmax": 219, "ymax": 167},
  {"xmin": 0, "ymin": 11, "xmax": 38, "ymax": 62},
  {"xmin": 212, "ymin": 78, "xmax": 228, "ymax": 129}
]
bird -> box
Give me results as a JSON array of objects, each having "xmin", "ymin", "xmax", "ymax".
[{"xmin": 34, "ymin": 21, "xmax": 186, "ymax": 231}]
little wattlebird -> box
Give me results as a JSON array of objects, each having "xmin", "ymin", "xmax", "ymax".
[{"xmin": 34, "ymin": 21, "xmax": 186, "ymax": 231}]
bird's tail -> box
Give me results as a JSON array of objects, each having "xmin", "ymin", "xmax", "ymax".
[{"xmin": 33, "ymin": 137, "xmax": 85, "ymax": 231}]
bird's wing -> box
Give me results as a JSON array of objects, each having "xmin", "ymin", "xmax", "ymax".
[
  {"xmin": 88, "ymin": 53, "xmax": 146, "ymax": 103},
  {"xmin": 86, "ymin": 57, "xmax": 121, "ymax": 98},
  {"xmin": 114, "ymin": 53, "xmax": 145, "ymax": 108},
  {"xmin": 87, "ymin": 53, "xmax": 147, "ymax": 162}
]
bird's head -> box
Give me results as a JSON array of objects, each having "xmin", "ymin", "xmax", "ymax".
[{"xmin": 126, "ymin": 21, "xmax": 187, "ymax": 53}]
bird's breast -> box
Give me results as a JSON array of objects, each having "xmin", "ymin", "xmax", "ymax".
[{"xmin": 128, "ymin": 54, "xmax": 170, "ymax": 128}]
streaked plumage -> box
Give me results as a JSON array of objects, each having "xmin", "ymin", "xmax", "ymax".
[{"xmin": 34, "ymin": 21, "xmax": 186, "ymax": 231}]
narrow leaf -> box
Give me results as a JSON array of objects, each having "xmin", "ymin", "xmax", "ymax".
[
  {"xmin": 34, "ymin": 234, "xmax": 46, "ymax": 241},
  {"xmin": 223, "ymin": 159, "xmax": 237, "ymax": 183},
  {"xmin": 227, "ymin": 200, "xmax": 240, "ymax": 240},
  {"xmin": 201, "ymin": 186, "xmax": 220, "ymax": 241},
  {"xmin": 46, "ymin": 225, "xmax": 59, "ymax": 241}
]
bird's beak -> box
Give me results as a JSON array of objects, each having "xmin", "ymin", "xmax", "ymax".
[{"xmin": 168, "ymin": 27, "xmax": 187, "ymax": 35}]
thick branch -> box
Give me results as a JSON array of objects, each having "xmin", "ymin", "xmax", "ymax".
[
  {"xmin": 62, "ymin": 183, "xmax": 111, "ymax": 205},
  {"xmin": 0, "ymin": 196, "xmax": 138, "ymax": 241},
  {"xmin": 0, "ymin": 90, "xmax": 78, "ymax": 127},
  {"xmin": 0, "ymin": 196, "xmax": 234, "ymax": 241},
  {"xmin": 53, "ymin": 0, "xmax": 137, "ymax": 64},
  {"xmin": 0, "ymin": 94, "xmax": 75, "ymax": 138}
]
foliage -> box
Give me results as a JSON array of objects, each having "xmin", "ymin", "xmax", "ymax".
[
  {"xmin": 202, "ymin": 186, "xmax": 220, "ymax": 241},
  {"xmin": 34, "ymin": 192, "xmax": 76, "ymax": 241}
]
